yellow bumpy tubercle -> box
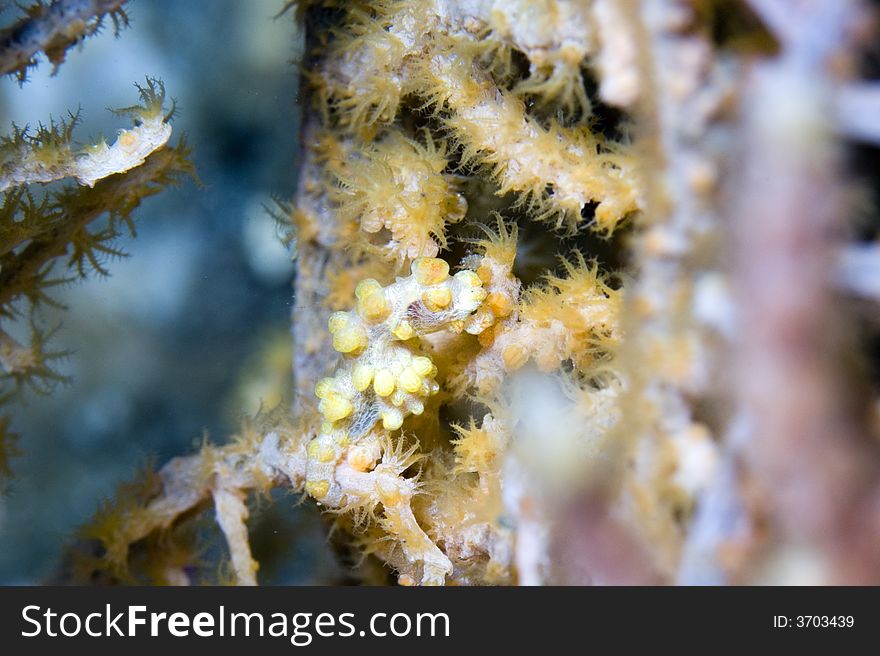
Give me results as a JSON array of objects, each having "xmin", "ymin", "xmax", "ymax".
[
  {"xmin": 329, "ymin": 312, "xmax": 368, "ymax": 354},
  {"xmin": 374, "ymin": 369, "xmax": 396, "ymax": 397},
  {"xmin": 356, "ymin": 279, "xmax": 391, "ymax": 323},
  {"xmin": 332, "ymin": 325, "xmax": 367, "ymax": 354},
  {"xmin": 352, "ymin": 363, "xmax": 374, "ymax": 392},
  {"xmin": 314, "ymin": 378, "xmax": 334, "ymax": 399},
  {"xmin": 312, "ymin": 259, "xmax": 487, "ymax": 483},
  {"xmin": 319, "ymin": 392, "xmax": 354, "ymax": 422},
  {"xmin": 398, "ymin": 368, "xmax": 423, "ymax": 393},
  {"xmin": 305, "ymin": 480, "xmax": 330, "ymax": 499},
  {"xmin": 454, "ymin": 270, "xmax": 482, "ymax": 287},
  {"xmin": 486, "ymin": 292, "xmax": 514, "ymax": 318},
  {"xmin": 392, "ymin": 320, "xmax": 414, "ymax": 340},
  {"xmin": 328, "ymin": 312, "xmax": 349, "ymax": 333},
  {"xmin": 358, "ymin": 294, "xmax": 390, "ymax": 323},
  {"xmin": 422, "ymin": 286, "xmax": 452, "ymax": 311},
  {"xmin": 411, "ymin": 356, "xmax": 434, "ymax": 377},
  {"xmin": 381, "ymin": 409, "xmax": 404, "ymax": 431},
  {"xmin": 502, "ymin": 343, "xmax": 528, "ymax": 370},
  {"xmin": 307, "ymin": 438, "xmax": 337, "ymax": 464},
  {"xmin": 355, "ymin": 278, "xmax": 383, "ymax": 299},
  {"xmin": 412, "ymin": 257, "xmax": 450, "ymax": 286}
]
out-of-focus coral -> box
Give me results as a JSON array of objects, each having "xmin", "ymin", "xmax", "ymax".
[
  {"xmin": 0, "ymin": 3, "xmax": 192, "ymax": 492},
  {"xmin": 0, "ymin": 0, "xmax": 131, "ymax": 82},
  {"xmin": 66, "ymin": 0, "xmax": 880, "ymax": 586}
]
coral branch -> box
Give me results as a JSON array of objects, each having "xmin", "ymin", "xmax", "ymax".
[
  {"xmin": 730, "ymin": 0, "xmax": 880, "ymax": 583},
  {"xmin": 320, "ymin": 0, "xmax": 642, "ymax": 232},
  {"xmin": 0, "ymin": 140, "xmax": 192, "ymax": 310},
  {"xmin": 212, "ymin": 486, "xmax": 259, "ymax": 586},
  {"xmin": 420, "ymin": 49, "xmax": 641, "ymax": 230},
  {"xmin": 0, "ymin": 0, "xmax": 130, "ymax": 81},
  {"xmin": 78, "ymin": 425, "xmax": 308, "ymax": 584},
  {"xmin": 1, "ymin": 78, "xmax": 173, "ymax": 192}
]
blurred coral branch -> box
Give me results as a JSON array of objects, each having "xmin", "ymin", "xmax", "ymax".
[
  {"xmin": 730, "ymin": 0, "xmax": 880, "ymax": 584},
  {"xmin": 0, "ymin": 0, "xmax": 130, "ymax": 81}
]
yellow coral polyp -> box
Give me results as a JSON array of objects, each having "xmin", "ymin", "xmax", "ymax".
[
  {"xmin": 348, "ymin": 443, "xmax": 379, "ymax": 472},
  {"xmin": 453, "ymin": 420, "xmax": 498, "ymax": 476}
]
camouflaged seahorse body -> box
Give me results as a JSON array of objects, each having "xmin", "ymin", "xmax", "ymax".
[{"xmin": 301, "ymin": 257, "xmax": 487, "ymax": 584}]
